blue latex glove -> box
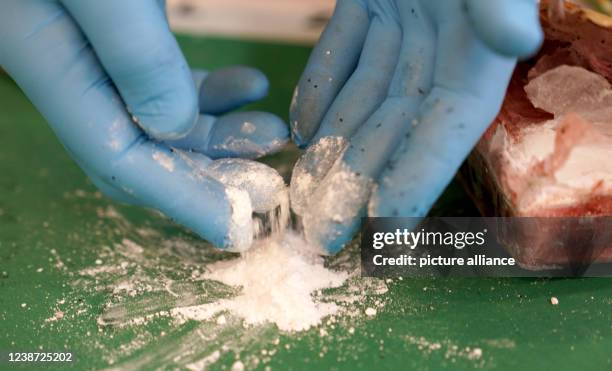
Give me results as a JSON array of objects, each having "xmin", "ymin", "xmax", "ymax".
[
  {"xmin": 289, "ymin": 0, "xmax": 543, "ymax": 254},
  {"xmin": 0, "ymin": 0, "xmax": 289, "ymax": 251}
]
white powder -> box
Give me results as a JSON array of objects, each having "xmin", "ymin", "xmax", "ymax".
[
  {"xmin": 468, "ymin": 348, "xmax": 483, "ymax": 360},
  {"xmin": 290, "ymin": 136, "xmax": 348, "ymax": 216},
  {"xmin": 492, "ymin": 65, "xmax": 612, "ymax": 213},
  {"xmin": 290, "ymin": 136, "xmax": 374, "ymax": 250},
  {"xmin": 212, "ymin": 137, "xmax": 287, "ymax": 159},
  {"xmin": 208, "ymin": 158, "xmax": 290, "ymax": 245},
  {"xmin": 186, "ymin": 350, "xmax": 221, "ymax": 371},
  {"xmin": 550, "ymin": 297, "xmax": 559, "ymax": 305},
  {"xmin": 224, "ymin": 186, "xmax": 253, "ymax": 253},
  {"xmin": 172, "ymin": 232, "xmax": 349, "ymax": 332},
  {"xmin": 301, "ymin": 159, "xmax": 373, "ymax": 251},
  {"xmin": 208, "ymin": 158, "xmax": 288, "ymax": 213},
  {"xmin": 240, "ymin": 122, "xmax": 257, "ymax": 134},
  {"xmin": 231, "ymin": 360, "xmax": 245, "ymax": 371},
  {"xmin": 152, "ymin": 151, "xmax": 175, "ymax": 172}
]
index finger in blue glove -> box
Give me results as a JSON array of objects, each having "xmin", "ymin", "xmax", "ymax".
[
  {"xmin": 0, "ymin": 1, "xmax": 257, "ymax": 251},
  {"xmin": 370, "ymin": 5, "xmax": 519, "ymax": 224},
  {"xmin": 61, "ymin": 0, "xmax": 198, "ymax": 140},
  {"xmin": 290, "ymin": 0, "xmax": 370, "ymax": 147}
]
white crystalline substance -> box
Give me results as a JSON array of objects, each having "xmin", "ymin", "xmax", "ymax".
[
  {"xmin": 172, "ymin": 232, "xmax": 349, "ymax": 332},
  {"xmin": 225, "ymin": 186, "xmax": 253, "ymax": 253},
  {"xmin": 525, "ymin": 65, "xmax": 612, "ymax": 124},
  {"xmin": 290, "ymin": 136, "xmax": 348, "ymax": 216},
  {"xmin": 207, "ymin": 158, "xmax": 292, "ymax": 251},
  {"xmin": 208, "ymin": 158, "xmax": 288, "ymax": 213},
  {"xmin": 550, "ymin": 296, "xmax": 560, "ymax": 305},
  {"xmin": 212, "ymin": 137, "xmax": 287, "ymax": 159},
  {"xmin": 500, "ymin": 65, "xmax": 612, "ymax": 212},
  {"xmin": 302, "ymin": 159, "xmax": 373, "ymax": 250}
]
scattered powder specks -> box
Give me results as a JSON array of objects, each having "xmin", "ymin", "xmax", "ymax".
[
  {"xmin": 468, "ymin": 348, "xmax": 483, "ymax": 360},
  {"xmin": 186, "ymin": 350, "xmax": 221, "ymax": 371},
  {"xmin": 152, "ymin": 151, "xmax": 175, "ymax": 172},
  {"xmin": 231, "ymin": 360, "xmax": 245, "ymax": 371},
  {"xmin": 240, "ymin": 121, "xmax": 256, "ymax": 134},
  {"xmin": 551, "ymin": 297, "xmax": 559, "ymax": 305},
  {"xmin": 404, "ymin": 335, "xmax": 486, "ymax": 365},
  {"xmin": 365, "ymin": 308, "xmax": 377, "ymax": 317}
]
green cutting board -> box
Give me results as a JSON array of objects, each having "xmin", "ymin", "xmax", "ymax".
[{"xmin": 0, "ymin": 35, "xmax": 610, "ymax": 371}]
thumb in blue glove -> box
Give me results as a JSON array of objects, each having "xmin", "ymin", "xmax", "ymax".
[
  {"xmin": 289, "ymin": 0, "xmax": 543, "ymax": 254},
  {"xmin": 0, "ymin": 0, "xmax": 288, "ymax": 251}
]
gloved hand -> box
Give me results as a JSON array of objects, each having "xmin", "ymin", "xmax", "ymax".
[
  {"xmin": 0, "ymin": 0, "xmax": 289, "ymax": 252},
  {"xmin": 289, "ymin": 0, "xmax": 543, "ymax": 254}
]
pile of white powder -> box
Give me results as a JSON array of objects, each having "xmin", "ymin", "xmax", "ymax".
[
  {"xmin": 165, "ymin": 156, "xmax": 364, "ymax": 332},
  {"xmin": 173, "ymin": 231, "xmax": 349, "ymax": 331}
]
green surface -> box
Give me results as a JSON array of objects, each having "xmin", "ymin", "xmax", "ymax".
[{"xmin": 1, "ymin": 35, "xmax": 611, "ymax": 371}]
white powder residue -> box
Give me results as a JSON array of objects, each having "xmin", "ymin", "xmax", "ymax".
[
  {"xmin": 152, "ymin": 151, "xmax": 175, "ymax": 172},
  {"xmin": 208, "ymin": 158, "xmax": 290, "ymax": 245},
  {"xmin": 302, "ymin": 159, "xmax": 373, "ymax": 251},
  {"xmin": 172, "ymin": 232, "xmax": 348, "ymax": 332},
  {"xmin": 550, "ymin": 296, "xmax": 559, "ymax": 305},
  {"xmin": 224, "ymin": 186, "xmax": 253, "ymax": 253},
  {"xmin": 492, "ymin": 65, "xmax": 612, "ymax": 213},
  {"xmin": 208, "ymin": 158, "xmax": 288, "ymax": 213},
  {"xmin": 240, "ymin": 121, "xmax": 256, "ymax": 134},
  {"xmin": 231, "ymin": 360, "xmax": 245, "ymax": 371},
  {"xmin": 290, "ymin": 136, "xmax": 347, "ymax": 216},
  {"xmin": 212, "ymin": 137, "xmax": 287, "ymax": 160},
  {"xmin": 186, "ymin": 350, "xmax": 221, "ymax": 371}
]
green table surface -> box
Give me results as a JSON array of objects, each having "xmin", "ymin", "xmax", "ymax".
[{"xmin": 0, "ymin": 35, "xmax": 611, "ymax": 371}]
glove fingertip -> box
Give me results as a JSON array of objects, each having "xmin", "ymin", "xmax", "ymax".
[
  {"xmin": 467, "ymin": 0, "xmax": 544, "ymax": 59},
  {"xmin": 199, "ymin": 66, "xmax": 270, "ymax": 114},
  {"xmin": 134, "ymin": 80, "xmax": 199, "ymax": 140}
]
